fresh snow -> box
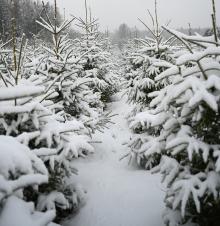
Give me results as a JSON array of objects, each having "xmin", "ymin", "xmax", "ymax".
[
  {"xmin": 64, "ymin": 92, "xmax": 165, "ymax": 226},
  {"xmin": 0, "ymin": 196, "xmax": 57, "ymax": 226},
  {"xmin": 0, "ymin": 84, "xmax": 44, "ymax": 101}
]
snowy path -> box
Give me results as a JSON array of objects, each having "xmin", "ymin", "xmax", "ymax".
[{"xmin": 65, "ymin": 93, "xmax": 165, "ymax": 226}]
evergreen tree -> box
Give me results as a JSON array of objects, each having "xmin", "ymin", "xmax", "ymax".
[
  {"xmin": 125, "ymin": 2, "xmax": 220, "ymax": 225},
  {"xmin": 126, "ymin": 18, "xmax": 220, "ymax": 226},
  {"xmin": 34, "ymin": 0, "xmax": 114, "ymax": 135},
  {"xmin": 0, "ymin": 0, "xmax": 10, "ymax": 41},
  {"xmin": 124, "ymin": 0, "xmax": 176, "ymax": 168},
  {"xmin": 0, "ymin": 136, "xmax": 57, "ymax": 226},
  {"xmin": 0, "ymin": 19, "xmax": 94, "ymax": 222},
  {"xmin": 0, "ymin": 0, "xmax": 62, "ymax": 39}
]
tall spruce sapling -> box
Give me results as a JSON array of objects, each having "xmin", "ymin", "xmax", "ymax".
[
  {"xmin": 124, "ymin": 0, "xmax": 176, "ymax": 168},
  {"xmin": 125, "ymin": 0, "xmax": 175, "ymax": 113},
  {"xmin": 35, "ymin": 1, "xmax": 114, "ymax": 134},
  {"xmin": 73, "ymin": 0, "xmax": 117, "ymax": 104},
  {"xmin": 0, "ymin": 29, "xmax": 59, "ymax": 226},
  {"xmin": 0, "ymin": 17, "xmax": 94, "ymax": 222},
  {"xmin": 125, "ymin": 0, "xmax": 220, "ymax": 225}
]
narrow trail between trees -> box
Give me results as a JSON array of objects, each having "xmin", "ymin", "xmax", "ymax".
[{"xmin": 65, "ymin": 92, "xmax": 165, "ymax": 226}]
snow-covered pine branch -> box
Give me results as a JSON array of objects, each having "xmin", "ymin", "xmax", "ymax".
[{"xmin": 127, "ymin": 25, "xmax": 220, "ymax": 226}]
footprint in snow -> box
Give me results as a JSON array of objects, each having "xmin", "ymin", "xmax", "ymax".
[{"xmin": 111, "ymin": 133, "xmax": 117, "ymax": 139}]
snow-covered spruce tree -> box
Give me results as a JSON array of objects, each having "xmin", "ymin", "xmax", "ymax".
[
  {"xmin": 0, "ymin": 36, "xmax": 57, "ymax": 226},
  {"xmin": 102, "ymin": 32, "xmax": 122, "ymax": 88},
  {"xmin": 125, "ymin": 1, "xmax": 175, "ymax": 116},
  {"xmin": 124, "ymin": 1, "xmax": 176, "ymax": 168},
  {"xmin": 35, "ymin": 1, "xmax": 114, "ymax": 134},
  {"xmin": 0, "ymin": 136, "xmax": 59, "ymax": 226},
  {"xmin": 74, "ymin": 0, "xmax": 118, "ymax": 105},
  {"xmin": 121, "ymin": 38, "xmax": 139, "ymax": 82},
  {"xmin": 126, "ymin": 15, "xmax": 220, "ymax": 226},
  {"xmin": 0, "ymin": 28, "xmax": 94, "ymax": 222}
]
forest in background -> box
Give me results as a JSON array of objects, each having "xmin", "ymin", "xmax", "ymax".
[
  {"xmin": 0, "ymin": 0, "xmax": 220, "ymax": 226},
  {"xmin": 0, "ymin": 0, "xmax": 62, "ymax": 39},
  {"xmin": 0, "ymin": 0, "xmax": 218, "ymax": 49}
]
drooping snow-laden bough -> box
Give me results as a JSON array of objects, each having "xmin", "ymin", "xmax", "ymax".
[{"xmin": 124, "ymin": 0, "xmax": 220, "ymax": 225}]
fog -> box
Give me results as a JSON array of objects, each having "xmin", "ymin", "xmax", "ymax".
[{"xmin": 48, "ymin": 0, "xmax": 220, "ymax": 31}]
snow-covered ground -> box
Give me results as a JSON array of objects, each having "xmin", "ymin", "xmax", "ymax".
[{"xmin": 64, "ymin": 92, "xmax": 165, "ymax": 226}]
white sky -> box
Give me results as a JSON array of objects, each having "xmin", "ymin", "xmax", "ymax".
[{"xmin": 49, "ymin": 0, "xmax": 220, "ymax": 31}]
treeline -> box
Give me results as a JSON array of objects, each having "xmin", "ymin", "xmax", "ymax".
[
  {"xmin": 0, "ymin": 0, "xmax": 62, "ymax": 40},
  {"xmin": 111, "ymin": 23, "xmax": 146, "ymax": 49},
  {"xmin": 111, "ymin": 23, "xmax": 219, "ymax": 50}
]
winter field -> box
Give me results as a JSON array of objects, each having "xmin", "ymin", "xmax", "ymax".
[
  {"xmin": 0, "ymin": 0, "xmax": 220, "ymax": 226},
  {"xmin": 64, "ymin": 93, "xmax": 165, "ymax": 226}
]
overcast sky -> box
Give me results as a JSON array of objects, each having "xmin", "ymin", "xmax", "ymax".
[{"xmin": 49, "ymin": 0, "xmax": 220, "ymax": 31}]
